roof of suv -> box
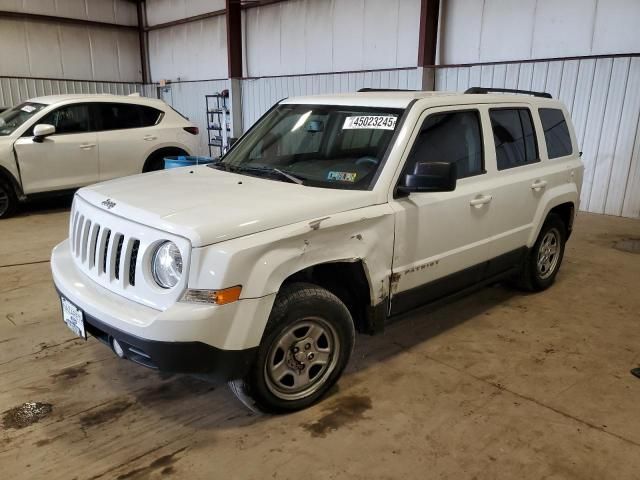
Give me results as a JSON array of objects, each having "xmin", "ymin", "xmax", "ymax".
[
  {"xmin": 27, "ymin": 94, "xmax": 166, "ymax": 107},
  {"xmin": 281, "ymin": 91, "xmax": 561, "ymax": 109}
]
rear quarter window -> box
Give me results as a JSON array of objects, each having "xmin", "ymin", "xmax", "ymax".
[{"xmin": 539, "ymin": 108, "xmax": 573, "ymax": 159}]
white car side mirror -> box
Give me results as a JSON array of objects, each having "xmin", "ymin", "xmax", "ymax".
[{"xmin": 33, "ymin": 124, "xmax": 55, "ymax": 143}]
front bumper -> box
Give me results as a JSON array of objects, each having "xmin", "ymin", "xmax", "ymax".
[
  {"xmin": 77, "ymin": 307, "xmax": 256, "ymax": 378},
  {"xmin": 51, "ymin": 239, "xmax": 276, "ymax": 377}
]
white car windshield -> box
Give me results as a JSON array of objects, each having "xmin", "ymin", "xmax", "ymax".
[
  {"xmin": 214, "ymin": 104, "xmax": 404, "ymax": 190},
  {"xmin": 0, "ymin": 102, "xmax": 47, "ymax": 136}
]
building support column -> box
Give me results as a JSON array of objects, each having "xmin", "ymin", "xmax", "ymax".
[
  {"xmin": 416, "ymin": 0, "xmax": 440, "ymax": 90},
  {"xmin": 226, "ymin": 0, "xmax": 243, "ymax": 137},
  {"xmin": 137, "ymin": 0, "xmax": 150, "ymax": 84}
]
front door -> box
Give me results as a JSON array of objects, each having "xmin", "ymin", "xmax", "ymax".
[
  {"xmin": 14, "ymin": 103, "xmax": 99, "ymax": 194},
  {"xmin": 389, "ymin": 106, "xmax": 495, "ymax": 315}
]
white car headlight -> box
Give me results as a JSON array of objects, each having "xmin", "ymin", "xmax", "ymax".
[{"xmin": 152, "ymin": 241, "xmax": 183, "ymax": 289}]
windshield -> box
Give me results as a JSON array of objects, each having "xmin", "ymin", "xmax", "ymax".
[
  {"xmin": 0, "ymin": 102, "xmax": 47, "ymax": 136},
  {"xmin": 215, "ymin": 104, "xmax": 404, "ymax": 190}
]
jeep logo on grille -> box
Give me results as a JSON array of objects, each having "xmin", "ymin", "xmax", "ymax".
[{"xmin": 101, "ymin": 199, "xmax": 116, "ymax": 210}]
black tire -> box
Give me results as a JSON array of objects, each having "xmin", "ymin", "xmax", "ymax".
[
  {"xmin": 0, "ymin": 178, "xmax": 18, "ymax": 219},
  {"xmin": 229, "ymin": 282, "xmax": 355, "ymax": 414},
  {"xmin": 515, "ymin": 213, "xmax": 567, "ymax": 291}
]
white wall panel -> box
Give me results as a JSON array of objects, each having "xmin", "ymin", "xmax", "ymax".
[
  {"xmin": 0, "ymin": 18, "xmax": 141, "ymax": 82},
  {"xmin": 592, "ymin": 0, "xmax": 640, "ymax": 56},
  {"xmin": 0, "ymin": 0, "xmax": 137, "ymax": 25},
  {"xmin": 531, "ymin": 0, "xmax": 597, "ymax": 59},
  {"xmin": 145, "ymin": 0, "xmax": 225, "ymax": 26},
  {"xmin": 244, "ymin": 0, "xmax": 420, "ymax": 77},
  {"xmin": 479, "ymin": 0, "xmax": 536, "ymax": 62},
  {"xmin": 440, "ymin": 0, "xmax": 640, "ymax": 64},
  {"xmin": 0, "ymin": 76, "xmax": 154, "ymax": 108},
  {"xmin": 148, "ymin": 16, "xmax": 227, "ymax": 82},
  {"xmin": 240, "ymin": 68, "xmax": 418, "ymax": 131},
  {"xmin": 433, "ymin": 55, "xmax": 640, "ymax": 219}
]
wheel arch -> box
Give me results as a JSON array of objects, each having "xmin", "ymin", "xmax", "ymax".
[
  {"xmin": 280, "ymin": 259, "xmax": 385, "ymax": 335},
  {"xmin": 527, "ymin": 185, "xmax": 578, "ymax": 246},
  {"xmin": 142, "ymin": 145, "xmax": 190, "ymax": 172},
  {"xmin": 0, "ymin": 164, "xmax": 23, "ymax": 199}
]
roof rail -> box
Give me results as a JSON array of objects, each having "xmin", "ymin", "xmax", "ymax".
[
  {"xmin": 464, "ymin": 87, "xmax": 552, "ymax": 99},
  {"xmin": 357, "ymin": 88, "xmax": 416, "ymax": 92}
]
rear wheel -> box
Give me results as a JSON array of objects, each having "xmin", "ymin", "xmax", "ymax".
[
  {"xmin": 0, "ymin": 179, "xmax": 17, "ymax": 219},
  {"xmin": 515, "ymin": 213, "xmax": 566, "ymax": 291},
  {"xmin": 229, "ymin": 282, "xmax": 355, "ymax": 413}
]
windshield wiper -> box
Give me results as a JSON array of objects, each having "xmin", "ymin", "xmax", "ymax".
[
  {"xmin": 272, "ymin": 168, "xmax": 304, "ymax": 185},
  {"xmin": 229, "ymin": 166, "xmax": 306, "ymax": 185}
]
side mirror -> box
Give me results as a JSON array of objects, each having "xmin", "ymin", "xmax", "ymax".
[
  {"xmin": 33, "ymin": 124, "xmax": 55, "ymax": 143},
  {"xmin": 398, "ymin": 161, "xmax": 457, "ymax": 194}
]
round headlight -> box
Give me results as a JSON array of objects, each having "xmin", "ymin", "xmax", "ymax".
[{"xmin": 152, "ymin": 241, "xmax": 183, "ymax": 289}]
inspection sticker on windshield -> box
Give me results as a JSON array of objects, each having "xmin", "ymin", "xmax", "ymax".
[
  {"xmin": 327, "ymin": 171, "xmax": 357, "ymax": 182},
  {"xmin": 21, "ymin": 105, "xmax": 36, "ymax": 113},
  {"xmin": 343, "ymin": 115, "xmax": 397, "ymax": 130}
]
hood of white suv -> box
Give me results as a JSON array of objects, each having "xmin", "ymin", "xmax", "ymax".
[{"xmin": 78, "ymin": 165, "xmax": 378, "ymax": 247}]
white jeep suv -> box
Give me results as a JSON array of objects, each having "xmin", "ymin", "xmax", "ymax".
[
  {"xmin": 51, "ymin": 87, "xmax": 583, "ymax": 413},
  {"xmin": 0, "ymin": 94, "xmax": 199, "ymax": 218}
]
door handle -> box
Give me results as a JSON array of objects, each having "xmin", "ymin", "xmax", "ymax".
[
  {"xmin": 79, "ymin": 143, "xmax": 96, "ymax": 150},
  {"xmin": 144, "ymin": 135, "xmax": 157, "ymax": 141},
  {"xmin": 531, "ymin": 180, "xmax": 548, "ymax": 191},
  {"xmin": 470, "ymin": 195, "xmax": 492, "ymax": 207}
]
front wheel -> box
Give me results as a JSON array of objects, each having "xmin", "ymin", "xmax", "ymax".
[
  {"xmin": 0, "ymin": 179, "xmax": 18, "ymax": 219},
  {"xmin": 229, "ymin": 282, "xmax": 355, "ymax": 413}
]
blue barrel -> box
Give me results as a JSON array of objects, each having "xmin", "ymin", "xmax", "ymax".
[{"xmin": 164, "ymin": 156, "xmax": 214, "ymax": 169}]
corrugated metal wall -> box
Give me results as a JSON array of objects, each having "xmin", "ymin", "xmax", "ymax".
[
  {"xmin": 434, "ymin": 56, "xmax": 640, "ymax": 219},
  {"xmin": 0, "ymin": 1, "xmax": 142, "ymax": 82},
  {"xmin": 0, "ymin": 77, "xmax": 155, "ymax": 107},
  {"xmin": 240, "ymin": 68, "xmax": 419, "ymax": 130},
  {"xmin": 243, "ymin": 0, "xmax": 421, "ymax": 77},
  {"xmin": 439, "ymin": 0, "xmax": 640, "ymax": 65}
]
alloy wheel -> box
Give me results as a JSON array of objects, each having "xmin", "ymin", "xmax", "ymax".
[{"xmin": 537, "ymin": 228, "xmax": 561, "ymax": 279}]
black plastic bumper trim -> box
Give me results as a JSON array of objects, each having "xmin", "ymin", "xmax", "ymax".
[{"xmin": 55, "ymin": 289, "xmax": 257, "ymax": 380}]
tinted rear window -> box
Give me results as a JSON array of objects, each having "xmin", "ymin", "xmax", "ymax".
[
  {"xmin": 490, "ymin": 108, "xmax": 538, "ymax": 170},
  {"xmin": 539, "ymin": 108, "xmax": 573, "ymax": 158},
  {"xmin": 95, "ymin": 103, "xmax": 162, "ymax": 130}
]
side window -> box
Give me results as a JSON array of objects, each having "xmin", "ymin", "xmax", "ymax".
[
  {"xmin": 489, "ymin": 108, "xmax": 538, "ymax": 170},
  {"xmin": 38, "ymin": 104, "xmax": 90, "ymax": 135},
  {"xmin": 139, "ymin": 106, "xmax": 163, "ymax": 127},
  {"xmin": 404, "ymin": 110, "xmax": 484, "ymax": 179},
  {"xmin": 95, "ymin": 103, "xmax": 142, "ymax": 131},
  {"xmin": 539, "ymin": 108, "xmax": 573, "ymax": 159}
]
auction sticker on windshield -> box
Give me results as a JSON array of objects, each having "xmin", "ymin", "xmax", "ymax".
[{"xmin": 343, "ymin": 115, "xmax": 397, "ymax": 130}]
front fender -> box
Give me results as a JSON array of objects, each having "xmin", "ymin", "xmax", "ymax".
[
  {"xmin": 527, "ymin": 182, "xmax": 579, "ymax": 246},
  {"xmin": 188, "ymin": 204, "xmax": 396, "ymax": 306}
]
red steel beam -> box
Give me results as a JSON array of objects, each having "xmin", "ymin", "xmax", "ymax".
[
  {"xmin": 417, "ymin": 0, "xmax": 440, "ymax": 67},
  {"xmin": 226, "ymin": 0, "xmax": 243, "ymax": 79}
]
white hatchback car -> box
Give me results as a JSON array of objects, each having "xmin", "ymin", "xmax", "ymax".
[{"xmin": 0, "ymin": 94, "xmax": 199, "ymax": 218}]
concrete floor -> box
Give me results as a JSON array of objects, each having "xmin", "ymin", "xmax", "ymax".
[{"xmin": 1, "ymin": 200, "xmax": 639, "ymax": 480}]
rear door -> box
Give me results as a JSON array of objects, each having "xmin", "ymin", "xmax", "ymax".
[
  {"xmin": 14, "ymin": 103, "xmax": 99, "ymax": 194},
  {"xmin": 389, "ymin": 105, "xmax": 494, "ymax": 315},
  {"xmin": 480, "ymin": 104, "xmax": 546, "ymax": 267},
  {"xmin": 93, "ymin": 102, "xmax": 164, "ymax": 181}
]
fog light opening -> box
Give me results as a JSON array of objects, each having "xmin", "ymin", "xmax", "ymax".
[{"xmin": 112, "ymin": 338, "xmax": 125, "ymax": 358}]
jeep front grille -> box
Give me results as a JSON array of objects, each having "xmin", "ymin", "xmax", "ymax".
[
  {"xmin": 68, "ymin": 195, "xmax": 191, "ymax": 310},
  {"xmin": 71, "ymin": 212, "xmax": 139, "ymax": 288}
]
